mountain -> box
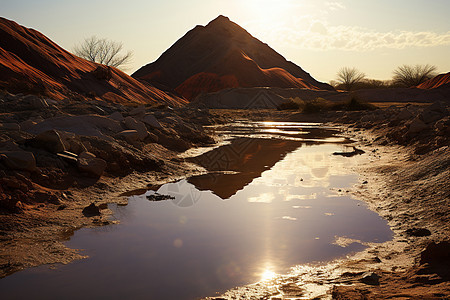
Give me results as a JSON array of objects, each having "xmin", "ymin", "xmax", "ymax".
[
  {"xmin": 417, "ymin": 72, "xmax": 450, "ymax": 89},
  {"xmin": 132, "ymin": 15, "xmax": 333, "ymax": 100},
  {"xmin": 0, "ymin": 17, "xmax": 185, "ymax": 106}
]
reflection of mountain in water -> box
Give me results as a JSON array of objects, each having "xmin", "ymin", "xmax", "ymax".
[{"xmin": 188, "ymin": 138, "xmax": 302, "ymax": 199}]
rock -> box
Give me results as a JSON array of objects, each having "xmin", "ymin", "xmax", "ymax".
[
  {"xmin": 56, "ymin": 151, "xmax": 78, "ymax": 165},
  {"xmin": 91, "ymin": 65, "xmax": 112, "ymax": 81},
  {"xmin": 396, "ymin": 108, "xmax": 413, "ymax": 121},
  {"xmin": 0, "ymin": 123, "xmax": 20, "ymax": 131},
  {"xmin": 33, "ymin": 191, "xmax": 60, "ymax": 204},
  {"xmin": 67, "ymin": 138, "xmax": 87, "ymax": 154},
  {"xmin": 408, "ymin": 117, "xmax": 428, "ymax": 134},
  {"xmin": 419, "ymin": 110, "xmax": 443, "ymax": 124},
  {"xmin": 19, "ymin": 120, "xmax": 37, "ymax": 131},
  {"xmin": 147, "ymin": 132, "xmax": 159, "ymax": 143},
  {"xmin": 123, "ymin": 116, "xmax": 148, "ymax": 140},
  {"xmin": 434, "ymin": 117, "xmax": 450, "ymax": 135},
  {"xmin": 420, "ymin": 241, "xmax": 450, "ymax": 265},
  {"xmin": 82, "ymin": 203, "xmax": 101, "ymax": 217},
  {"xmin": 109, "ymin": 111, "xmax": 124, "ymax": 122},
  {"xmin": 406, "ymin": 228, "xmax": 431, "ymax": 237},
  {"xmin": 27, "ymin": 115, "xmax": 123, "ymax": 140},
  {"xmin": 142, "ymin": 114, "xmax": 162, "ymax": 128},
  {"xmin": 77, "ymin": 151, "xmax": 107, "ymax": 177},
  {"xmin": 129, "ymin": 106, "xmax": 146, "ymax": 118},
  {"xmin": 360, "ymin": 272, "xmax": 380, "ymax": 285},
  {"xmin": 0, "ymin": 150, "xmax": 36, "ymax": 171},
  {"xmin": 22, "ymin": 95, "xmax": 49, "ymax": 109},
  {"xmin": 32, "ymin": 129, "xmax": 66, "ymax": 153},
  {"xmin": 117, "ymin": 130, "xmax": 140, "ymax": 144}
]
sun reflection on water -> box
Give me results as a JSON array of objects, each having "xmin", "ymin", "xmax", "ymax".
[{"xmin": 260, "ymin": 269, "xmax": 277, "ymax": 281}]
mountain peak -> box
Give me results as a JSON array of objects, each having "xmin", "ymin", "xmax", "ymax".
[
  {"xmin": 209, "ymin": 15, "xmax": 230, "ymax": 24},
  {"xmin": 132, "ymin": 16, "xmax": 333, "ymax": 100}
]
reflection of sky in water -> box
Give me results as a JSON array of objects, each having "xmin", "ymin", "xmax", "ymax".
[{"xmin": 0, "ymin": 128, "xmax": 392, "ymax": 300}]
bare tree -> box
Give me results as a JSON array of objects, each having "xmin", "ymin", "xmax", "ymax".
[
  {"xmin": 392, "ymin": 64, "xmax": 437, "ymax": 87},
  {"xmin": 73, "ymin": 36, "xmax": 133, "ymax": 70},
  {"xmin": 335, "ymin": 67, "xmax": 366, "ymax": 91}
]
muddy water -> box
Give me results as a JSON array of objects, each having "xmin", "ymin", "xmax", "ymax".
[{"xmin": 0, "ymin": 122, "xmax": 392, "ymax": 300}]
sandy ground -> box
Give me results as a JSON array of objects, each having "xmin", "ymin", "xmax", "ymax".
[{"xmin": 1, "ymin": 109, "xmax": 449, "ymax": 299}]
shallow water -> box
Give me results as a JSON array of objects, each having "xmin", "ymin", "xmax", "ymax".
[{"xmin": 0, "ymin": 122, "xmax": 392, "ymax": 300}]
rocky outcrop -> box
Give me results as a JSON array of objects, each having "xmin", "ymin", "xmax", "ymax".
[{"xmin": 0, "ymin": 17, "xmax": 186, "ymax": 106}]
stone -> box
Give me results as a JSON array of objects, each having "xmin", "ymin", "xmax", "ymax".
[
  {"xmin": 27, "ymin": 115, "xmax": 123, "ymax": 140},
  {"xmin": 408, "ymin": 117, "xmax": 428, "ymax": 134},
  {"xmin": 0, "ymin": 150, "xmax": 36, "ymax": 172},
  {"xmin": 129, "ymin": 106, "xmax": 146, "ymax": 118},
  {"xmin": 117, "ymin": 130, "xmax": 140, "ymax": 144},
  {"xmin": 123, "ymin": 116, "xmax": 148, "ymax": 140},
  {"xmin": 419, "ymin": 110, "xmax": 443, "ymax": 124},
  {"xmin": 360, "ymin": 272, "xmax": 380, "ymax": 285},
  {"xmin": 19, "ymin": 120, "xmax": 37, "ymax": 131},
  {"xmin": 82, "ymin": 203, "xmax": 101, "ymax": 217},
  {"xmin": 109, "ymin": 111, "xmax": 124, "ymax": 122},
  {"xmin": 142, "ymin": 114, "xmax": 162, "ymax": 128},
  {"xmin": 22, "ymin": 95, "xmax": 49, "ymax": 109},
  {"xmin": 406, "ymin": 227, "xmax": 431, "ymax": 237},
  {"xmin": 396, "ymin": 108, "xmax": 413, "ymax": 121},
  {"xmin": 77, "ymin": 151, "xmax": 107, "ymax": 177},
  {"xmin": 0, "ymin": 123, "xmax": 20, "ymax": 131},
  {"xmin": 420, "ymin": 241, "xmax": 450, "ymax": 265},
  {"xmin": 33, "ymin": 129, "xmax": 66, "ymax": 153},
  {"xmin": 57, "ymin": 151, "xmax": 78, "ymax": 165},
  {"xmin": 68, "ymin": 138, "xmax": 87, "ymax": 154},
  {"xmin": 91, "ymin": 65, "xmax": 112, "ymax": 81}
]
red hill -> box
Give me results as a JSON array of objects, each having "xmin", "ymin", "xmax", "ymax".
[
  {"xmin": 417, "ymin": 72, "xmax": 450, "ymax": 89},
  {"xmin": 0, "ymin": 17, "xmax": 185, "ymax": 106},
  {"xmin": 132, "ymin": 15, "xmax": 333, "ymax": 100}
]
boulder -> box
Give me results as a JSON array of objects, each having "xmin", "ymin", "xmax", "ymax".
[
  {"xmin": 117, "ymin": 130, "xmax": 140, "ymax": 144},
  {"xmin": 129, "ymin": 106, "xmax": 146, "ymax": 118},
  {"xmin": 419, "ymin": 110, "xmax": 443, "ymax": 124},
  {"xmin": 396, "ymin": 108, "xmax": 413, "ymax": 121},
  {"xmin": 91, "ymin": 65, "xmax": 112, "ymax": 81},
  {"xmin": 123, "ymin": 116, "xmax": 148, "ymax": 140},
  {"xmin": 408, "ymin": 117, "xmax": 428, "ymax": 134},
  {"xmin": 0, "ymin": 123, "xmax": 20, "ymax": 131},
  {"xmin": 27, "ymin": 115, "xmax": 123, "ymax": 140},
  {"xmin": 68, "ymin": 138, "xmax": 87, "ymax": 154},
  {"xmin": 360, "ymin": 272, "xmax": 380, "ymax": 285},
  {"xmin": 0, "ymin": 150, "xmax": 36, "ymax": 171},
  {"xmin": 142, "ymin": 114, "xmax": 162, "ymax": 128},
  {"xmin": 82, "ymin": 203, "xmax": 101, "ymax": 217},
  {"xmin": 19, "ymin": 120, "xmax": 37, "ymax": 131},
  {"xmin": 32, "ymin": 129, "xmax": 66, "ymax": 153},
  {"xmin": 406, "ymin": 227, "xmax": 431, "ymax": 237},
  {"xmin": 109, "ymin": 111, "xmax": 124, "ymax": 122},
  {"xmin": 21, "ymin": 95, "xmax": 49, "ymax": 109},
  {"xmin": 77, "ymin": 151, "xmax": 107, "ymax": 177}
]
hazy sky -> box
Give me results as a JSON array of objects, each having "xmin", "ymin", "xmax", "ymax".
[{"xmin": 2, "ymin": 0, "xmax": 449, "ymax": 82}]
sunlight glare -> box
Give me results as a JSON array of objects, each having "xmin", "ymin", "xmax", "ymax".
[{"xmin": 261, "ymin": 269, "xmax": 277, "ymax": 281}]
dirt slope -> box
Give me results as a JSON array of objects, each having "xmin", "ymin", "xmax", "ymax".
[
  {"xmin": 0, "ymin": 17, "xmax": 186, "ymax": 106},
  {"xmin": 417, "ymin": 72, "xmax": 450, "ymax": 89},
  {"xmin": 132, "ymin": 15, "xmax": 333, "ymax": 100}
]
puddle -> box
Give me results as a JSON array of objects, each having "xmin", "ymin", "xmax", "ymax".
[{"xmin": 0, "ymin": 122, "xmax": 392, "ymax": 300}]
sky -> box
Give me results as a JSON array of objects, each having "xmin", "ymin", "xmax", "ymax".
[{"xmin": 2, "ymin": 0, "xmax": 449, "ymax": 82}]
